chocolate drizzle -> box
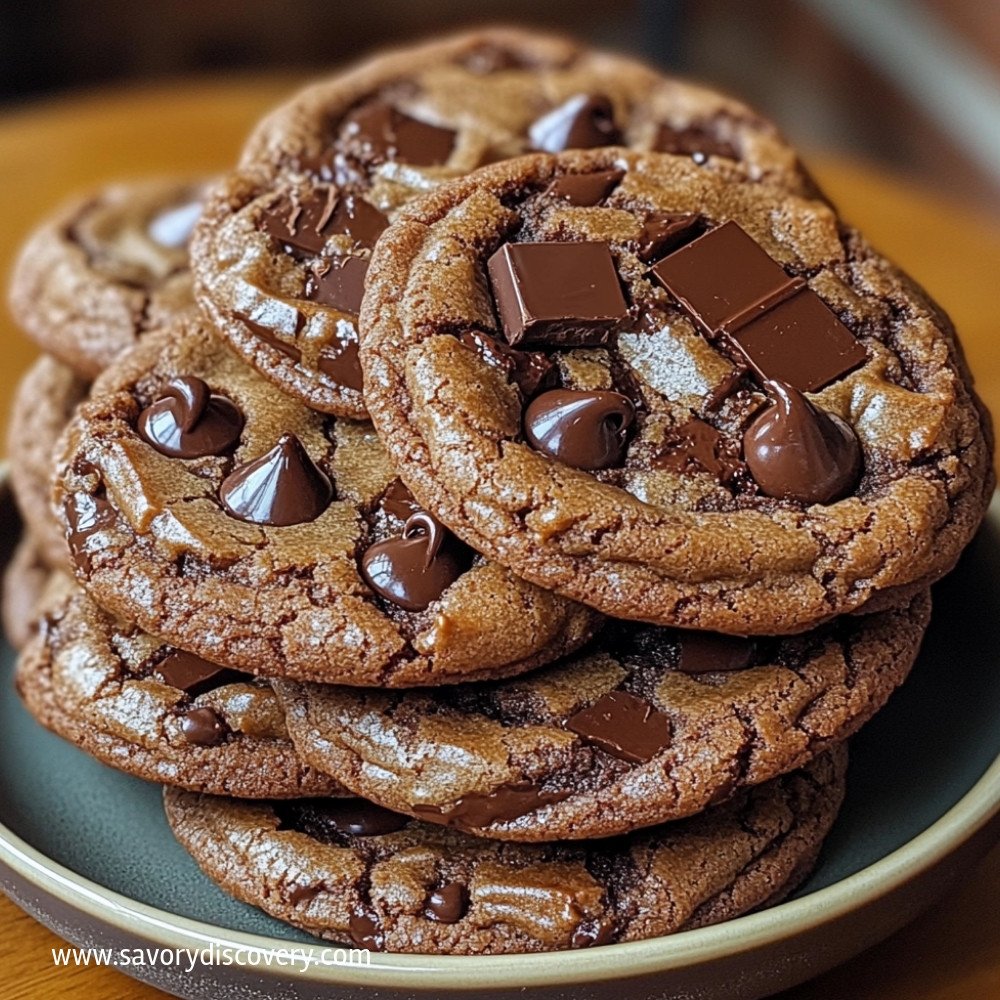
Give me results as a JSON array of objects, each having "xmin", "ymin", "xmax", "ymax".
[
  {"xmin": 137, "ymin": 376, "xmax": 243, "ymax": 458},
  {"xmin": 529, "ymin": 94, "xmax": 622, "ymax": 152},
  {"xmin": 219, "ymin": 434, "xmax": 333, "ymax": 526},
  {"xmin": 524, "ymin": 389, "xmax": 635, "ymax": 470}
]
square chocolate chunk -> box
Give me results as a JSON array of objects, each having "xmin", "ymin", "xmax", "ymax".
[{"xmin": 487, "ymin": 241, "xmax": 629, "ymax": 347}]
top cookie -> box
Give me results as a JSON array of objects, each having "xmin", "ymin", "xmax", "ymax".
[
  {"xmin": 359, "ymin": 149, "xmax": 993, "ymax": 634},
  {"xmin": 193, "ymin": 27, "xmax": 814, "ymax": 418},
  {"xmin": 9, "ymin": 177, "xmax": 207, "ymax": 378}
]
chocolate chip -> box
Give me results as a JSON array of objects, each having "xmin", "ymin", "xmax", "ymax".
[
  {"xmin": 742, "ymin": 380, "xmax": 863, "ymax": 504},
  {"xmin": 635, "ymin": 212, "xmax": 703, "ymax": 261},
  {"xmin": 412, "ymin": 782, "xmax": 571, "ymax": 830},
  {"xmin": 529, "ymin": 94, "xmax": 622, "ymax": 152},
  {"xmin": 152, "ymin": 650, "xmax": 246, "ymax": 696},
  {"xmin": 341, "ymin": 102, "xmax": 455, "ymax": 166},
  {"xmin": 360, "ymin": 511, "xmax": 466, "ymax": 612},
  {"xmin": 64, "ymin": 491, "xmax": 115, "ymax": 574},
  {"xmin": 653, "ymin": 122, "xmax": 738, "ymax": 161},
  {"xmin": 545, "ymin": 169, "xmax": 624, "ymax": 206},
  {"xmin": 317, "ymin": 338, "xmax": 363, "ymax": 391},
  {"xmin": 677, "ymin": 632, "xmax": 755, "ymax": 674},
  {"xmin": 137, "ymin": 376, "xmax": 243, "ymax": 459},
  {"xmin": 524, "ymin": 389, "xmax": 634, "ymax": 470},
  {"xmin": 566, "ymin": 690, "xmax": 671, "ymax": 763},
  {"xmin": 457, "ymin": 330, "xmax": 556, "ymax": 398},
  {"xmin": 348, "ymin": 911, "xmax": 382, "ymax": 950},
  {"xmin": 179, "ymin": 706, "xmax": 226, "ymax": 746},
  {"xmin": 147, "ymin": 199, "xmax": 201, "ymax": 248},
  {"xmin": 487, "ymin": 241, "xmax": 628, "ymax": 347},
  {"xmin": 652, "ymin": 418, "xmax": 745, "ymax": 486},
  {"xmin": 306, "ymin": 255, "xmax": 368, "ymax": 314},
  {"xmin": 219, "ymin": 433, "xmax": 333, "ymax": 526},
  {"xmin": 571, "ymin": 920, "xmax": 616, "ymax": 948},
  {"xmin": 426, "ymin": 883, "xmax": 469, "ymax": 924}
]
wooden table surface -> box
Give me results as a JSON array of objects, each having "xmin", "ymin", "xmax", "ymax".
[{"xmin": 0, "ymin": 75, "xmax": 998, "ymax": 1000}]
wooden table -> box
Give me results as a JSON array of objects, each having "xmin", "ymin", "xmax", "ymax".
[{"xmin": 0, "ymin": 75, "xmax": 998, "ymax": 1000}]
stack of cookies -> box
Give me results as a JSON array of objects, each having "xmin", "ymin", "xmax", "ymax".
[{"xmin": 5, "ymin": 29, "xmax": 993, "ymax": 955}]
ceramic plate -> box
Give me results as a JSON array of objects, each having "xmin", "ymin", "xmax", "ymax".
[{"xmin": 1, "ymin": 474, "xmax": 998, "ymax": 1000}]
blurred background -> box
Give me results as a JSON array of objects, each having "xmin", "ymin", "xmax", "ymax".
[{"xmin": 1, "ymin": 0, "xmax": 999, "ymax": 217}]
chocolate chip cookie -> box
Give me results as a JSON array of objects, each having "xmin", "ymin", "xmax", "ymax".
[
  {"xmin": 52, "ymin": 315, "xmax": 598, "ymax": 684},
  {"xmin": 2, "ymin": 539, "xmax": 48, "ymax": 650},
  {"xmin": 193, "ymin": 28, "xmax": 814, "ymax": 417},
  {"xmin": 164, "ymin": 746, "xmax": 846, "ymax": 954},
  {"xmin": 360, "ymin": 149, "xmax": 992, "ymax": 634},
  {"xmin": 15, "ymin": 572, "xmax": 342, "ymax": 797},
  {"xmin": 275, "ymin": 592, "xmax": 926, "ymax": 841},
  {"xmin": 9, "ymin": 177, "xmax": 207, "ymax": 378},
  {"xmin": 7, "ymin": 355, "xmax": 89, "ymax": 569}
]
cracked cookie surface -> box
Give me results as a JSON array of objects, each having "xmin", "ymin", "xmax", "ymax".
[
  {"xmin": 360, "ymin": 149, "xmax": 992, "ymax": 633},
  {"xmin": 164, "ymin": 746, "xmax": 846, "ymax": 954},
  {"xmin": 52, "ymin": 316, "xmax": 598, "ymax": 684},
  {"xmin": 276, "ymin": 592, "xmax": 926, "ymax": 841},
  {"xmin": 193, "ymin": 27, "xmax": 814, "ymax": 417}
]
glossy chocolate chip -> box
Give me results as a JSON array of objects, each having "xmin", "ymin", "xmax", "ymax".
[
  {"xmin": 137, "ymin": 376, "xmax": 243, "ymax": 458},
  {"xmin": 529, "ymin": 94, "xmax": 622, "ymax": 152},
  {"xmin": 743, "ymin": 381, "xmax": 863, "ymax": 505},
  {"xmin": 426, "ymin": 883, "xmax": 469, "ymax": 924},
  {"xmin": 524, "ymin": 389, "xmax": 635, "ymax": 470},
  {"xmin": 360, "ymin": 511, "xmax": 465, "ymax": 612},
  {"xmin": 179, "ymin": 706, "xmax": 226, "ymax": 746},
  {"xmin": 566, "ymin": 690, "xmax": 672, "ymax": 763},
  {"xmin": 219, "ymin": 434, "xmax": 333, "ymax": 526}
]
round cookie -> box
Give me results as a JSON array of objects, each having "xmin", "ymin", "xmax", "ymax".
[
  {"xmin": 9, "ymin": 177, "xmax": 208, "ymax": 378},
  {"xmin": 7, "ymin": 355, "xmax": 89, "ymax": 569},
  {"xmin": 359, "ymin": 150, "xmax": 993, "ymax": 634},
  {"xmin": 275, "ymin": 591, "xmax": 927, "ymax": 841},
  {"xmin": 193, "ymin": 27, "xmax": 814, "ymax": 417},
  {"xmin": 15, "ymin": 572, "xmax": 342, "ymax": 798},
  {"xmin": 52, "ymin": 316, "xmax": 598, "ymax": 685},
  {"xmin": 164, "ymin": 746, "xmax": 847, "ymax": 954},
  {"xmin": 2, "ymin": 538, "xmax": 48, "ymax": 650}
]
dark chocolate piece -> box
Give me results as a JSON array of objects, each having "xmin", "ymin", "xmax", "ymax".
[
  {"xmin": 348, "ymin": 912, "xmax": 382, "ymax": 950},
  {"xmin": 236, "ymin": 314, "xmax": 303, "ymax": 362},
  {"xmin": 654, "ymin": 122, "xmax": 738, "ymax": 161},
  {"xmin": 137, "ymin": 376, "xmax": 243, "ymax": 459},
  {"xmin": 529, "ymin": 94, "xmax": 622, "ymax": 152},
  {"xmin": 524, "ymin": 389, "xmax": 634, "ymax": 470},
  {"xmin": 487, "ymin": 241, "xmax": 628, "ymax": 347},
  {"xmin": 259, "ymin": 189, "xmax": 339, "ymax": 256},
  {"xmin": 152, "ymin": 650, "xmax": 245, "ymax": 696},
  {"xmin": 426, "ymin": 883, "xmax": 469, "ymax": 924},
  {"xmin": 457, "ymin": 330, "xmax": 556, "ymax": 398},
  {"xmin": 545, "ymin": 169, "xmax": 623, "ymax": 206},
  {"xmin": 413, "ymin": 782, "xmax": 571, "ymax": 830},
  {"xmin": 566, "ymin": 690, "xmax": 672, "ymax": 763},
  {"xmin": 64, "ymin": 491, "xmax": 115, "ymax": 574},
  {"xmin": 341, "ymin": 102, "xmax": 455, "ymax": 166},
  {"xmin": 653, "ymin": 418, "xmax": 745, "ymax": 485},
  {"xmin": 635, "ymin": 212, "xmax": 703, "ymax": 261},
  {"xmin": 360, "ymin": 511, "xmax": 465, "ymax": 612},
  {"xmin": 306, "ymin": 255, "xmax": 368, "ymax": 314},
  {"xmin": 219, "ymin": 434, "xmax": 333, "ymax": 526},
  {"xmin": 571, "ymin": 921, "xmax": 616, "ymax": 949},
  {"xmin": 677, "ymin": 632, "xmax": 755, "ymax": 674},
  {"xmin": 179, "ymin": 706, "xmax": 226, "ymax": 746},
  {"xmin": 287, "ymin": 882, "xmax": 322, "ymax": 906},
  {"xmin": 297, "ymin": 799, "xmax": 410, "ymax": 839},
  {"xmin": 325, "ymin": 193, "xmax": 388, "ymax": 248},
  {"xmin": 317, "ymin": 339, "xmax": 363, "ymax": 391},
  {"xmin": 147, "ymin": 200, "xmax": 201, "ymax": 248},
  {"xmin": 743, "ymin": 381, "xmax": 863, "ymax": 504},
  {"xmin": 379, "ymin": 478, "xmax": 422, "ymax": 522}
]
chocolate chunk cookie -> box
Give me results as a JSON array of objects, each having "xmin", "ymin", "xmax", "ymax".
[
  {"xmin": 7, "ymin": 355, "xmax": 89, "ymax": 569},
  {"xmin": 9, "ymin": 177, "xmax": 208, "ymax": 378},
  {"xmin": 52, "ymin": 316, "xmax": 598, "ymax": 684},
  {"xmin": 2, "ymin": 539, "xmax": 48, "ymax": 650},
  {"xmin": 360, "ymin": 150, "xmax": 992, "ymax": 634},
  {"xmin": 193, "ymin": 29, "xmax": 814, "ymax": 418},
  {"xmin": 276, "ymin": 592, "xmax": 927, "ymax": 841},
  {"xmin": 15, "ymin": 572, "xmax": 342, "ymax": 797},
  {"xmin": 165, "ymin": 746, "xmax": 846, "ymax": 954}
]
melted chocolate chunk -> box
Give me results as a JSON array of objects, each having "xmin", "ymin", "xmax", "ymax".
[
  {"xmin": 341, "ymin": 102, "xmax": 455, "ymax": 166},
  {"xmin": 524, "ymin": 389, "xmax": 634, "ymax": 470},
  {"xmin": 379, "ymin": 478, "xmax": 422, "ymax": 521},
  {"xmin": 529, "ymin": 94, "xmax": 622, "ymax": 152},
  {"xmin": 287, "ymin": 882, "xmax": 322, "ymax": 906},
  {"xmin": 179, "ymin": 706, "xmax": 226, "ymax": 746},
  {"xmin": 64, "ymin": 490, "xmax": 116, "ymax": 574},
  {"xmin": 654, "ymin": 122, "xmax": 738, "ymax": 161},
  {"xmin": 137, "ymin": 376, "xmax": 243, "ymax": 459},
  {"xmin": 677, "ymin": 632, "xmax": 755, "ymax": 674},
  {"xmin": 306, "ymin": 255, "xmax": 368, "ymax": 314},
  {"xmin": 152, "ymin": 650, "xmax": 246, "ymax": 696},
  {"xmin": 566, "ymin": 690, "xmax": 672, "ymax": 763},
  {"xmin": 285, "ymin": 799, "xmax": 411, "ymax": 842},
  {"xmin": 487, "ymin": 241, "xmax": 628, "ymax": 347},
  {"xmin": 413, "ymin": 782, "xmax": 571, "ymax": 830},
  {"xmin": 219, "ymin": 434, "xmax": 333, "ymax": 526},
  {"xmin": 743, "ymin": 381, "xmax": 863, "ymax": 504},
  {"xmin": 545, "ymin": 169, "xmax": 623, "ymax": 206},
  {"xmin": 635, "ymin": 212, "xmax": 704, "ymax": 261},
  {"xmin": 147, "ymin": 199, "xmax": 201, "ymax": 248},
  {"xmin": 653, "ymin": 418, "xmax": 746, "ymax": 486},
  {"xmin": 348, "ymin": 912, "xmax": 382, "ymax": 950},
  {"xmin": 236, "ymin": 314, "xmax": 303, "ymax": 362},
  {"xmin": 360, "ymin": 511, "xmax": 466, "ymax": 612},
  {"xmin": 571, "ymin": 920, "xmax": 616, "ymax": 949},
  {"xmin": 426, "ymin": 883, "xmax": 469, "ymax": 924},
  {"xmin": 458, "ymin": 330, "xmax": 556, "ymax": 398},
  {"xmin": 317, "ymin": 338, "xmax": 363, "ymax": 391}
]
